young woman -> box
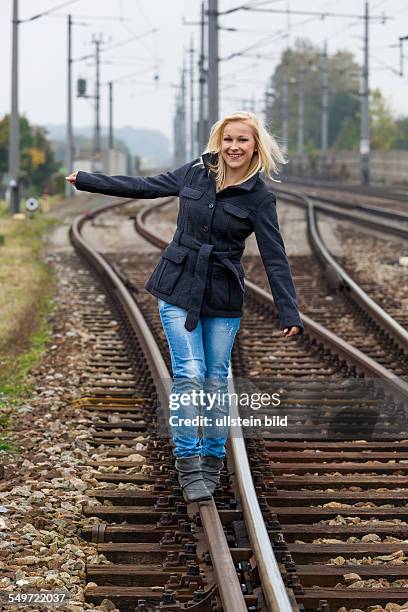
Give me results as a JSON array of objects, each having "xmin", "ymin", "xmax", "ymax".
[{"xmin": 66, "ymin": 111, "xmax": 303, "ymax": 503}]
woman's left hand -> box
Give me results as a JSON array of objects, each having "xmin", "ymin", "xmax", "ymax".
[
  {"xmin": 65, "ymin": 171, "xmax": 78, "ymax": 185},
  {"xmin": 282, "ymin": 326, "xmax": 301, "ymax": 337}
]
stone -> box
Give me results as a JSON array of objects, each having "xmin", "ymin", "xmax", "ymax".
[
  {"xmin": 343, "ymin": 573, "xmax": 361, "ymax": 582},
  {"xmin": 99, "ymin": 599, "xmax": 117, "ymax": 611},
  {"xmin": 14, "ymin": 556, "xmax": 40, "ymax": 566}
]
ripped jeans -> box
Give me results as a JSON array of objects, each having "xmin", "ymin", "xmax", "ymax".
[{"xmin": 157, "ymin": 298, "xmax": 241, "ymax": 458}]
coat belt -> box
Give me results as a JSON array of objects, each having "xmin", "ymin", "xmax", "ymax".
[{"xmin": 173, "ymin": 228, "xmax": 244, "ymax": 331}]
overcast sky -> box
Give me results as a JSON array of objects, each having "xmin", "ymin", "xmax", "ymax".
[{"xmin": 1, "ymin": 0, "xmax": 407, "ymax": 144}]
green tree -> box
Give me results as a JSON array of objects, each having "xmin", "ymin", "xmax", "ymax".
[
  {"xmin": 0, "ymin": 114, "xmax": 61, "ymax": 196},
  {"xmin": 266, "ymin": 39, "xmax": 361, "ymax": 153},
  {"xmin": 330, "ymin": 93, "xmax": 360, "ymax": 150},
  {"xmin": 394, "ymin": 117, "xmax": 408, "ymax": 149},
  {"xmin": 370, "ymin": 89, "xmax": 400, "ymax": 150},
  {"xmin": 334, "ymin": 116, "xmax": 360, "ymax": 150}
]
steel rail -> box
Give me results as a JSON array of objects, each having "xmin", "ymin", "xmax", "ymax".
[
  {"xmin": 70, "ymin": 190, "xmax": 408, "ymax": 611},
  {"xmin": 246, "ymin": 279, "xmax": 408, "ymax": 404},
  {"xmin": 273, "ymin": 185, "xmax": 408, "ymax": 238},
  {"xmin": 227, "ymin": 369, "xmax": 296, "ymax": 612},
  {"xmin": 133, "ymin": 188, "xmax": 408, "ymax": 609},
  {"xmin": 308, "ymin": 193, "xmax": 408, "ymax": 223},
  {"xmin": 273, "ymin": 187, "xmax": 408, "ymax": 357},
  {"xmin": 135, "ymin": 193, "xmax": 408, "ymax": 605},
  {"xmin": 69, "ymin": 202, "xmax": 249, "ymax": 612},
  {"xmin": 134, "ymin": 199, "xmax": 294, "ymax": 612},
  {"xmin": 135, "ymin": 195, "xmax": 408, "ymax": 402},
  {"xmin": 282, "ymin": 175, "xmax": 408, "ymax": 205}
]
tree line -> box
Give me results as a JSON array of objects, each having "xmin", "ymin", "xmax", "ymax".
[
  {"xmin": 1, "ymin": 38, "xmax": 408, "ymax": 198},
  {"xmin": 265, "ymin": 39, "xmax": 408, "ymax": 154},
  {"xmin": 0, "ymin": 115, "xmax": 63, "ymax": 198}
]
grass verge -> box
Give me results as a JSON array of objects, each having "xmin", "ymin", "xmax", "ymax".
[{"xmin": 0, "ymin": 199, "xmax": 59, "ymax": 453}]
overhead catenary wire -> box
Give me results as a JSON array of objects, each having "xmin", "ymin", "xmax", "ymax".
[{"xmin": 19, "ymin": 0, "xmax": 79, "ymax": 23}]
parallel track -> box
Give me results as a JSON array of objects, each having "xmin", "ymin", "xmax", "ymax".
[
  {"xmin": 67, "ymin": 186, "xmax": 408, "ymax": 611},
  {"xmin": 282, "ymin": 178, "xmax": 408, "ymax": 211},
  {"xmin": 70, "ymin": 200, "xmax": 295, "ymax": 611},
  {"xmin": 133, "ymin": 191, "xmax": 408, "ymax": 610}
]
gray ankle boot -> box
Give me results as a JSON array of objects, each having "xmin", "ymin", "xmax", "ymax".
[
  {"xmin": 175, "ymin": 456, "xmax": 212, "ymax": 503},
  {"xmin": 200, "ymin": 456, "xmax": 224, "ymax": 495}
]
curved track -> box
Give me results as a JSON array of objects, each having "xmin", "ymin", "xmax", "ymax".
[
  {"xmin": 67, "ymin": 187, "xmax": 408, "ymax": 611},
  {"xmin": 70, "ymin": 200, "xmax": 295, "ymax": 611},
  {"xmin": 282, "ymin": 178, "xmax": 408, "ymax": 213}
]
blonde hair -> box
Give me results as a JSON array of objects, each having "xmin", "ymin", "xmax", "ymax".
[{"xmin": 203, "ymin": 111, "xmax": 287, "ymax": 192}]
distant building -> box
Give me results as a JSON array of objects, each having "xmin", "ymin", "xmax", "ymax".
[
  {"xmin": 73, "ymin": 148, "xmax": 130, "ymax": 194},
  {"xmin": 103, "ymin": 148, "xmax": 129, "ymax": 175}
]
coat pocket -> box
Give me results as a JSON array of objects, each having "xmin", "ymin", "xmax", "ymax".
[
  {"xmin": 209, "ymin": 263, "xmax": 230, "ymax": 309},
  {"xmin": 154, "ymin": 243, "xmax": 189, "ymax": 295},
  {"xmin": 209, "ymin": 262, "xmax": 245, "ymax": 310},
  {"xmin": 223, "ymin": 202, "xmax": 250, "ymax": 219},
  {"xmin": 229, "ymin": 263, "xmax": 245, "ymax": 309},
  {"xmin": 223, "ymin": 203, "xmax": 251, "ymax": 238},
  {"xmin": 180, "ymin": 186, "xmax": 205, "ymax": 200}
]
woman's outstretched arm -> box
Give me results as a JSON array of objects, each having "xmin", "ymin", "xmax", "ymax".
[
  {"xmin": 253, "ymin": 193, "xmax": 304, "ymax": 337},
  {"xmin": 65, "ymin": 161, "xmax": 193, "ymax": 199}
]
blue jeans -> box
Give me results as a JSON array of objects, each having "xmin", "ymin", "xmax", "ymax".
[{"xmin": 157, "ymin": 298, "xmax": 241, "ymax": 458}]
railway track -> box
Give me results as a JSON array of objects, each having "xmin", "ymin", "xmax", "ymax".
[
  {"xmin": 65, "ymin": 186, "xmax": 408, "ymax": 611},
  {"xmin": 70, "ymin": 200, "xmax": 296, "ymax": 611},
  {"xmin": 247, "ymin": 188, "xmax": 408, "ymax": 377},
  {"xmin": 282, "ymin": 178, "xmax": 408, "ymax": 213}
]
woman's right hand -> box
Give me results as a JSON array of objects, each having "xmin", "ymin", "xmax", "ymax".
[{"xmin": 65, "ymin": 171, "xmax": 78, "ymax": 185}]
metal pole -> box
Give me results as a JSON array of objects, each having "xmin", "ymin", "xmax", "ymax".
[
  {"xmin": 173, "ymin": 105, "xmax": 178, "ymax": 167},
  {"xmin": 66, "ymin": 14, "xmax": 74, "ymax": 198},
  {"xmin": 9, "ymin": 0, "xmax": 20, "ymax": 214},
  {"xmin": 189, "ymin": 35, "xmax": 195, "ymax": 159},
  {"xmin": 400, "ymin": 37, "xmax": 404, "ymax": 77},
  {"xmin": 198, "ymin": 1, "xmax": 205, "ymax": 152},
  {"xmin": 282, "ymin": 77, "xmax": 289, "ymax": 154},
  {"xmin": 108, "ymin": 81, "xmax": 113, "ymax": 149},
  {"xmin": 297, "ymin": 68, "xmax": 304, "ymax": 155},
  {"xmin": 94, "ymin": 38, "xmax": 101, "ymax": 160},
  {"xmin": 173, "ymin": 86, "xmax": 180, "ymax": 167},
  {"xmin": 321, "ymin": 40, "xmax": 329, "ymax": 152},
  {"xmin": 399, "ymin": 36, "xmax": 408, "ymax": 77},
  {"xmin": 180, "ymin": 63, "xmax": 187, "ymax": 163},
  {"xmin": 208, "ymin": 0, "xmax": 219, "ymax": 131},
  {"xmin": 360, "ymin": 0, "xmax": 370, "ymax": 185}
]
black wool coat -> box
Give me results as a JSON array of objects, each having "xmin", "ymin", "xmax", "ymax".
[{"xmin": 75, "ymin": 152, "xmax": 304, "ymax": 333}]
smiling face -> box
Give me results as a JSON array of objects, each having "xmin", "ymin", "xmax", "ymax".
[{"xmin": 220, "ymin": 120, "xmax": 257, "ymax": 175}]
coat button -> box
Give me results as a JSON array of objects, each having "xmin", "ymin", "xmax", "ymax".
[
  {"xmin": 202, "ymin": 225, "xmax": 209, "ymax": 232},
  {"xmin": 209, "ymin": 203, "xmax": 214, "ymax": 208}
]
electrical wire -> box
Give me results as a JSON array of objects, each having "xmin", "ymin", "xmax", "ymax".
[
  {"xmin": 370, "ymin": 53, "xmax": 405, "ymax": 77},
  {"xmin": 103, "ymin": 29, "xmax": 157, "ymax": 52},
  {"xmin": 19, "ymin": 0, "xmax": 79, "ymax": 22}
]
